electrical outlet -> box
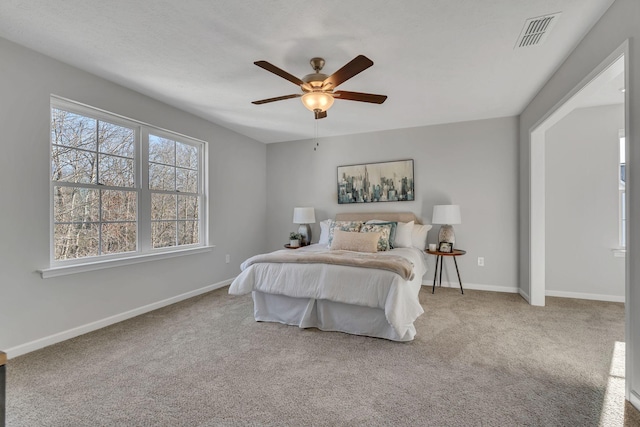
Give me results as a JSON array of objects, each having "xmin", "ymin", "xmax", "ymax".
[
  {"xmin": 477, "ymin": 257, "xmax": 484, "ymax": 267},
  {"xmin": 225, "ymin": 254, "xmax": 230, "ymax": 264}
]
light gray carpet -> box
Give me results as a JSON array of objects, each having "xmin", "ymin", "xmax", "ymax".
[{"xmin": 6, "ymin": 287, "xmax": 639, "ymax": 426}]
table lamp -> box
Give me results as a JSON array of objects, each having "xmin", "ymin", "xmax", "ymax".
[
  {"xmin": 293, "ymin": 207, "xmax": 316, "ymax": 246},
  {"xmin": 432, "ymin": 205, "xmax": 461, "ymax": 247}
]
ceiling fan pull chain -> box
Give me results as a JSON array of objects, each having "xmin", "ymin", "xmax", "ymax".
[{"xmin": 314, "ymin": 119, "xmax": 319, "ymax": 151}]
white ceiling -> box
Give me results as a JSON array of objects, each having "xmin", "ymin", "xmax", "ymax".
[{"xmin": 0, "ymin": 0, "xmax": 617, "ymax": 143}]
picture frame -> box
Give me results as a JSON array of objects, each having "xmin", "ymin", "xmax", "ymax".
[
  {"xmin": 438, "ymin": 242, "xmax": 453, "ymax": 253},
  {"xmin": 337, "ymin": 159, "xmax": 414, "ymax": 204}
]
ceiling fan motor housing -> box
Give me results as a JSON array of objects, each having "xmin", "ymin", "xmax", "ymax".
[
  {"xmin": 302, "ymin": 73, "xmax": 329, "ymax": 90},
  {"xmin": 303, "ymin": 57, "xmax": 331, "ymax": 91}
]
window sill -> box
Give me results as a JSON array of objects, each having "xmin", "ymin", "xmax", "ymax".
[
  {"xmin": 612, "ymin": 248, "xmax": 626, "ymax": 258},
  {"xmin": 39, "ymin": 246, "xmax": 215, "ymax": 278}
]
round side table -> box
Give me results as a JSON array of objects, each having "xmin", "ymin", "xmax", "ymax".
[{"xmin": 425, "ymin": 249, "xmax": 466, "ymax": 294}]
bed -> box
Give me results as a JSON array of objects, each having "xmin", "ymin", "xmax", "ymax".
[{"xmin": 228, "ymin": 212, "xmax": 430, "ymax": 341}]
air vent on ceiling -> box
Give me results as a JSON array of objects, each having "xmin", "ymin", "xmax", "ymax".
[{"xmin": 515, "ymin": 12, "xmax": 561, "ymax": 48}]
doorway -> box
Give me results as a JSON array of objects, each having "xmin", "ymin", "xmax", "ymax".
[{"xmin": 529, "ymin": 42, "xmax": 628, "ymax": 307}]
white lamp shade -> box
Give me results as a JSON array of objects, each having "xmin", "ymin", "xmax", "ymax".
[
  {"xmin": 432, "ymin": 205, "xmax": 461, "ymax": 225},
  {"xmin": 293, "ymin": 207, "xmax": 316, "ymax": 224}
]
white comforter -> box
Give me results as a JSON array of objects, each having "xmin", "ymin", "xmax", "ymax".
[{"xmin": 229, "ymin": 244, "xmax": 427, "ymax": 337}]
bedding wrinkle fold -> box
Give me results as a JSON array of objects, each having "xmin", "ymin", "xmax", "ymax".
[{"xmin": 241, "ymin": 249, "xmax": 415, "ymax": 280}]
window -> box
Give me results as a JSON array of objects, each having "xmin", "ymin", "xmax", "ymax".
[
  {"xmin": 619, "ymin": 129, "xmax": 626, "ymax": 248},
  {"xmin": 149, "ymin": 134, "xmax": 200, "ymax": 248},
  {"xmin": 50, "ymin": 98, "xmax": 206, "ymax": 266}
]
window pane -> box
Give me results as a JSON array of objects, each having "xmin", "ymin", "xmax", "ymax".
[
  {"xmin": 54, "ymin": 186, "xmax": 99, "ymax": 223},
  {"xmin": 99, "ymin": 121, "xmax": 134, "ymax": 158},
  {"xmin": 176, "ymin": 142, "xmax": 198, "ymax": 169},
  {"xmin": 152, "ymin": 221, "xmax": 176, "ymax": 248},
  {"xmin": 149, "ymin": 135, "xmax": 175, "ymax": 165},
  {"xmin": 51, "ymin": 146, "xmax": 97, "ymax": 183},
  {"xmin": 149, "ymin": 163, "xmax": 175, "ymax": 191},
  {"xmin": 178, "ymin": 221, "xmax": 199, "ymax": 245},
  {"xmin": 151, "ymin": 194, "xmax": 176, "ymax": 220},
  {"xmin": 54, "ymin": 223, "xmax": 99, "ymax": 260},
  {"xmin": 176, "ymin": 167, "xmax": 197, "ymax": 193},
  {"xmin": 178, "ymin": 195, "xmax": 199, "ymax": 220},
  {"xmin": 99, "ymin": 154, "xmax": 135, "ymax": 187},
  {"xmin": 102, "ymin": 190, "xmax": 137, "ymax": 221},
  {"xmin": 102, "ymin": 222, "xmax": 136, "ymax": 254},
  {"xmin": 51, "ymin": 109, "xmax": 96, "ymax": 150}
]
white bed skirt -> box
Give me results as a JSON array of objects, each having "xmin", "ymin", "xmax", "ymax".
[{"xmin": 252, "ymin": 291, "xmax": 416, "ymax": 342}]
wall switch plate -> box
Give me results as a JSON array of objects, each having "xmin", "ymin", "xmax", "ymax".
[
  {"xmin": 225, "ymin": 254, "xmax": 230, "ymax": 264},
  {"xmin": 477, "ymin": 257, "xmax": 485, "ymax": 267}
]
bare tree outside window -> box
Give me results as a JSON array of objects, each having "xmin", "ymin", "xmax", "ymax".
[
  {"xmin": 52, "ymin": 108, "xmax": 136, "ymax": 260},
  {"xmin": 149, "ymin": 135, "xmax": 199, "ymax": 248},
  {"xmin": 50, "ymin": 101, "xmax": 204, "ymax": 264}
]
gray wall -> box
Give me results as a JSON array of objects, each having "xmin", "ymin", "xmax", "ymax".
[
  {"xmin": 0, "ymin": 38, "xmax": 267, "ymax": 353},
  {"xmin": 519, "ymin": 0, "xmax": 639, "ymax": 405},
  {"xmin": 266, "ymin": 117, "xmax": 519, "ymax": 292},
  {"xmin": 546, "ymin": 104, "xmax": 625, "ymax": 300}
]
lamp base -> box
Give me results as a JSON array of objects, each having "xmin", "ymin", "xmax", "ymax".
[
  {"xmin": 298, "ymin": 224, "xmax": 312, "ymax": 246},
  {"xmin": 438, "ymin": 225, "xmax": 456, "ymax": 247}
]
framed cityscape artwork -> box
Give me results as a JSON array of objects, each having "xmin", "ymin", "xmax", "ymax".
[{"xmin": 337, "ymin": 159, "xmax": 414, "ymax": 204}]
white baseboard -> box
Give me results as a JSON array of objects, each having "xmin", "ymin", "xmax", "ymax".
[
  {"xmin": 422, "ymin": 281, "xmax": 519, "ymax": 294},
  {"xmin": 5, "ymin": 278, "xmax": 234, "ymax": 359},
  {"xmin": 428, "ymin": 282, "xmax": 626, "ymax": 304},
  {"xmin": 518, "ymin": 288, "xmax": 531, "ymax": 303},
  {"xmin": 545, "ymin": 290, "xmax": 625, "ymax": 303},
  {"xmin": 630, "ymin": 390, "xmax": 640, "ymax": 412}
]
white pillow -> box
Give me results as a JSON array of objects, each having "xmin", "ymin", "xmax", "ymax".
[
  {"xmin": 393, "ymin": 221, "xmax": 414, "ymax": 248},
  {"xmin": 411, "ymin": 224, "xmax": 433, "ymax": 250},
  {"xmin": 318, "ymin": 219, "xmax": 331, "ymax": 245},
  {"xmin": 330, "ymin": 230, "xmax": 380, "ymax": 253}
]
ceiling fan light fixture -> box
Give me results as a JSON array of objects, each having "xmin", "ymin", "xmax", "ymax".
[{"xmin": 301, "ymin": 91, "xmax": 334, "ymax": 112}]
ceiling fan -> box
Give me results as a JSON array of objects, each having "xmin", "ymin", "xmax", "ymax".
[{"xmin": 252, "ymin": 55, "xmax": 387, "ymax": 119}]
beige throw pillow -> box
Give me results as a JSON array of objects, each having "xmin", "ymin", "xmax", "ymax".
[
  {"xmin": 330, "ymin": 230, "xmax": 380, "ymax": 253},
  {"xmin": 327, "ymin": 220, "xmax": 364, "ymax": 247},
  {"xmin": 359, "ymin": 223, "xmax": 393, "ymax": 251}
]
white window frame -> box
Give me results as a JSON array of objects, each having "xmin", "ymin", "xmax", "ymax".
[
  {"xmin": 42, "ymin": 96, "xmax": 210, "ymax": 277},
  {"xmin": 619, "ymin": 129, "xmax": 626, "ymax": 248}
]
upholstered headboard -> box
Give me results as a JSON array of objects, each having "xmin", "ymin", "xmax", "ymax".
[{"xmin": 334, "ymin": 212, "xmax": 421, "ymax": 224}]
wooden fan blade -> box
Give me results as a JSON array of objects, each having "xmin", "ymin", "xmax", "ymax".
[
  {"xmin": 254, "ymin": 61, "xmax": 305, "ymax": 86},
  {"xmin": 323, "ymin": 55, "xmax": 374, "ymax": 89},
  {"xmin": 314, "ymin": 110, "xmax": 327, "ymax": 120},
  {"xmin": 333, "ymin": 90, "xmax": 387, "ymax": 104},
  {"xmin": 252, "ymin": 94, "xmax": 302, "ymax": 105}
]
